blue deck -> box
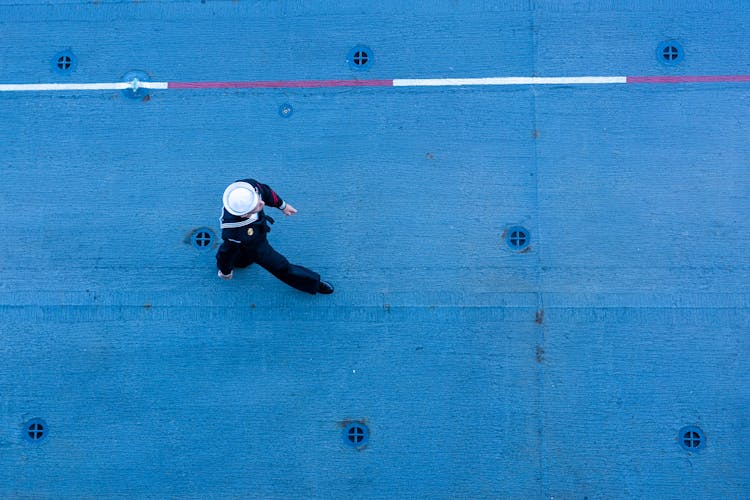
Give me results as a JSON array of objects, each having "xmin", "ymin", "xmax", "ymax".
[{"xmin": 1, "ymin": 1, "xmax": 748, "ymax": 498}]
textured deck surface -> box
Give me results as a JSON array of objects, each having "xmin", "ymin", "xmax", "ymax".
[{"xmin": 1, "ymin": 1, "xmax": 749, "ymax": 498}]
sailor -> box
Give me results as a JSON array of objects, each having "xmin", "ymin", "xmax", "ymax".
[{"xmin": 216, "ymin": 179, "xmax": 334, "ymax": 295}]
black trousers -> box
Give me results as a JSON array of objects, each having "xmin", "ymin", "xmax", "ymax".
[{"xmin": 217, "ymin": 239, "xmax": 321, "ymax": 294}]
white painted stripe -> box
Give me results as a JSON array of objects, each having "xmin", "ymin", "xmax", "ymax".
[
  {"xmin": 138, "ymin": 81, "xmax": 169, "ymax": 89},
  {"xmin": 0, "ymin": 81, "xmax": 169, "ymax": 91},
  {"xmin": 221, "ymin": 219, "xmax": 255, "ymax": 229},
  {"xmin": 0, "ymin": 83, "xmax": 130, "ymax": 91},
  {"xmin": 393, "ymin": 76, "xmax": 627, "ymax": 86}
]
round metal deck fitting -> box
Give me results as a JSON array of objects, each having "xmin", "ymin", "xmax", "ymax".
[
  {"xmin": 678, "ymin": 426, "xmax": 705, "ymax": 451},
  {"xmin": 505, "ymin": 226, "xmax": 531, "ymax": 251},
  {"xmin": 657, "ymin": 40, "xmax": 684, "ymax": 66},
  {"xmin": 347, "ymin": 45, "xmax": 373, "ymax": 70},
  {"xmin": 343, "ymin": 422, "xmax": 369, "ymax": 448},
  {"xmin": 52, "ymin": 50, "xmax": 77, "ymax": 75},
  {"xmin": 279, "ymin": 103, "xmax": 294, "ymax": 118},
  {"xmin": 23, "ymin": 418, "xmax": 48, "ymax": 443},
  {"xmin": 191, "ymin": 227, "xmax": 215, "ymax": 251},
  {"xmin": 121, "ymin": 70, "xmax": 151, "ymax": 99}
]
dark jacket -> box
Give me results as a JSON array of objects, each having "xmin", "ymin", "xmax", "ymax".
[
  {"xmin": 216, "ymin": 179, "xmax": 285, "ymax": 275},
  {"xmin": 219, "ymin": 178, "xmax": 284, "ymax": 246}
]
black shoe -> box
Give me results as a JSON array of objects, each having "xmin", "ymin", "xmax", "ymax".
[{"xmin": 318, "ymin": 280, "xmax": 334, "ymax": 294}]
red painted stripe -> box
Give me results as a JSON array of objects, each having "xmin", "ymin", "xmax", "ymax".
[
  {"xmin": 168, "ymin": 79, "xmax": 394, "ymax": 89},
  {"xmin": 628, "ymin": 75, "xmax": 750, "ymax": 84}
]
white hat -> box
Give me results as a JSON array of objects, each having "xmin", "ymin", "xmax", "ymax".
[{"xmin": 222, "ymin": 182, "xmax": 260, "ymax": 216}]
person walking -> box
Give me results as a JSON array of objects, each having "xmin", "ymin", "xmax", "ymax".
[{"xmin": 216, "ymin": 179, "xmax": 334, "ymax": 295}]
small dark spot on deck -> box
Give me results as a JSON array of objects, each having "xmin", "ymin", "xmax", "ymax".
[
  {"xmin": 425, "ymin": 152, "xmax": 435, "ymax": 160},
  {"xmin": 250, "ymin": 303, "xmax": 256, "ymax": 309},
  {"xmin": 142, "ymin": 94, "xmax": 151, "ymax": 103},
  {"xmin": 143, "ymin": 303, "xmax": 152, "ymax": 309},
  {"xmin": 383, "ymin": 303, "xmax": 390, "ymax": 312},
  {"xmin": 535, "ymin": 345, "xmax": 545, "ymax": 363},
  {"xmin": 520, "ymin": 245, "xmax": 533, "ymax": 253},
  {"xmin": 535, "ymin": 309, "xmax": 544, "ymax": 324},
  {"xmin": 532, "ymin": 130, "xmax": 540, "ymax": 139}
]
